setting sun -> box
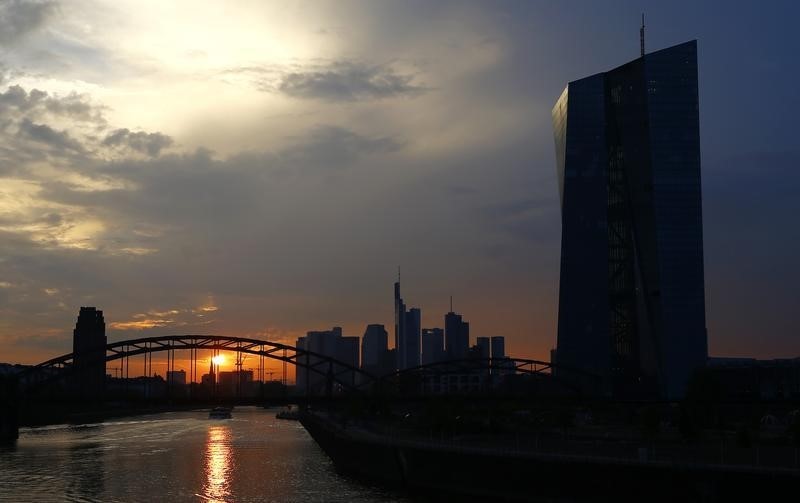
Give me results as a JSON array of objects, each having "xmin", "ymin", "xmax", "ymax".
[{"xmin": 211, "ymin": 355, "xmax": 225, "ymax": 366}]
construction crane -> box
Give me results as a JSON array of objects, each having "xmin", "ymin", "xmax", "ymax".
[{"xmin": 235, "ymin": 352, "xmax": 248, "ymax": 372}]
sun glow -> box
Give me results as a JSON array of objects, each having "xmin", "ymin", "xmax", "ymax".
[{"xmin": 211, "ymin": 355, "xmax": 225, "ymax": 366}]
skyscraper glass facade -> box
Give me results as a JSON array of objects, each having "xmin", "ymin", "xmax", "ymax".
[{"xmin": 553, "ymin": 41, "xmax": 707, "ymax": 399}]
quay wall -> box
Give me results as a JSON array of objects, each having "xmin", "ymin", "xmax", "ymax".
[{"xmin": 301, "ymin": 413, "xmax": 799, "ymax": 502}]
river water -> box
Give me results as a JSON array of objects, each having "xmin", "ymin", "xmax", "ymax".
[{"xmin": 0, "ymin": 407, "xmax": 408, "ymax": 502}]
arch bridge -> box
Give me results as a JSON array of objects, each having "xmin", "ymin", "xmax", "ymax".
[
  {"xmin": 21, "ymin": 335, "xmax": 373, "ymax": 395},
  {"xmin": 18, "ymin": 334, "xmax": 592, "ymax": 397}
]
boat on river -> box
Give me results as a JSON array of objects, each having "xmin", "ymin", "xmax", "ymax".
[
  {"xmin": 276, "ymin": 407, "xmax": 299, "ymax": 421},
  {"xmin": 209, "ymin": 407, "xmax": 232, "ymax": 419}
]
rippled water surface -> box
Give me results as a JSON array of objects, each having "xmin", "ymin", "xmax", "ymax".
[{"xmin": 0, "ymin": 407, "xmax": 407, "ymax": 502}]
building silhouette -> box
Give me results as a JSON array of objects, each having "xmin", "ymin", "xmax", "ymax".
[
  {"xmin": 421, "ymin": 328, "xmax": 445, "ymax": 365},
  {"xmin": 166, "ymin": 370, "xmax": 186, "ymax": 386},
  {"xmin": 552, "ymin": 40, "xmax": 707, "ymax": 399},
  {"xmin": 72, "ymin": 307, "xmax": 106, "ymax": 398},
  {"xmin": 362, "ymin": 324, "xmax": 388, "ymax": 368},
  {"xmin": 490, "ymin": 336, "xmax": 505, "ymax": 359},
  {"xmin": 361, "ymin": 324, "xmax": 393, "ymax": 378},
  {"xmin": 395, "ymin": 279, "xmax": 421, "ymax": 370},
  {"xmin": 296, "ymin": 327, "xmax": 360, "ymax": 394},
  {"xmin": 445, "ymin": 310, "xmax": 469, "ymax": 360},
  {"xmin": 474, "ymin": 337, "xmax": 490, "ymax": 359}
]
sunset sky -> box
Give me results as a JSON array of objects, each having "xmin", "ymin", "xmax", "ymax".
[{"xmin": 1, "ymin": 0, "xmax": 798, "ymax": 369}]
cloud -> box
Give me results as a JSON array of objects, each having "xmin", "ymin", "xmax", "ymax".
[
  {"xmin": 278, "ymin": 61, "xmax": 426, "ymax": 101},
  {"xmin": 278, "ymin": 125, "xmax": 403, "ymax": 169},
  {"xmin": 0, "ymin": 85, "xmax": 104, "ymax": 123},
  {"xmin": 0, "ymin": 0, "xmax": 57, "ymax": 46},
  {"xmin": 17, "ymin": 118, "xmax": 84, "ymax": 152},
  {"xmin": 103, "ymin": 128, "xmax": 173, "ymax": 157},
  {"xmin": 229, "ymin": 61, "xmax": 427, "ymax": 102}
]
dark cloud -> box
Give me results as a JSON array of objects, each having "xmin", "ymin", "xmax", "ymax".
[
  {"xmin": 243, "ymin": 61, "xmax": 426, "ymax": 101},
  {"xmin": 0, "ymin": 0, "xmax": 57, "ymax": 46},
  {"xmin": 17, "ymin": 118, "xmax": 84, "ymax": 152},
  {"xmin": 278, "ymin": 125, "xmax": 403, "ymax": 169},
  {"xmin": 103, "ymin": 128, "xmax": 173, "ymax": 157},
  {"xmin": 0, "ymin": 85, "xmax": 104, "ymax": 123}
]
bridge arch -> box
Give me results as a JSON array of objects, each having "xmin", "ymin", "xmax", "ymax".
[
  {"xmin": 378, "ymin": 357, "xmax": 598, "ymax": 396},
  {"xmin": 21, "ymin": 334, "xmax": 375, "ymax": 394}
]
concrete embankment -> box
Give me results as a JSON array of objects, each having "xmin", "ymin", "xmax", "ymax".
[{"xmin": 301, "ymin": 413, "xmax": 799, "ymax": 502}]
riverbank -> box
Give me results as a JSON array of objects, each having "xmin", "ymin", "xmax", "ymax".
[{"xmin": 301, "ymin": 412, "xmax": 799, "ymax": 502}]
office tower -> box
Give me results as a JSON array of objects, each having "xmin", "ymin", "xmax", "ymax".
[
  {"xmin": 445, "ymin": 311, "xmax": 469, "ymax": 360},
  {"xmin": 395, "ymin": 279, "xmax": 421, "ymax": 370},
  {"xmin": 552, "ymin": 40, "xmax": 707, "ymax": 399},
  {"xmin": 362, "ymin": 324, "xmax": 388, "ymax": 368},
  {"xmin": 72, "ymin": 307, "xmax": 107, "ymax": 398},
  {"xmin": 338, "ymin": 336, "xmax": 360, "ymax": 387},
  {"xmin": 361, "ymin": 324, "xmax": 394, "ymax": 378},
  {"xmin": 490, "ymin": 336, "xmax": 506, "ymax": 359},
  {"xmin": 421, "ymin": 328, "xmax": 445, "ymax": 365},
  {"xmin": 475, "ymin": 337, "xmax": 490, "ymax": 359},
  {"xmin": 297, "ymin": 327, "xmax": 360, "ymax": 394}
]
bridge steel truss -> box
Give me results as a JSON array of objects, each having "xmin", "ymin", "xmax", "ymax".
[
  {"xmin": 20, "ymin": 335, "xmax": 375, "ymax": 395},
  {"xmin": 378, "ymin": 357, "xmax": 595, "ymax": 396},
  {"xmin": 20, "ymin": 335, "xmax": 596, "ymax": 399}
]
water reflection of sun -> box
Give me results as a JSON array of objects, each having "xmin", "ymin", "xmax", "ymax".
[{"xmin": 203, "ymin": 426, "xmax": 232, "ymax": 502}]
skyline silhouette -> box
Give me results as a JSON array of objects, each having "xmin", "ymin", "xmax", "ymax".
[{"xmin": 0, "ymin": 1, "xmax": 798, "ymax": 370}]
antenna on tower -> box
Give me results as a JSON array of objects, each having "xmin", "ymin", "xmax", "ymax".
[
  {"xmin": 640, "ymin": 13, "xmax": 645, "ymax": 57},
  {"xmin": 397, "ymin": 266, "xmax": 401, "ymax": 283},
  {"xmin": 450, "ymin": 295, "xmax": 453, "ymax": 312}
]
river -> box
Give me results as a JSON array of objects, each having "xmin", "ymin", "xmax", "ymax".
[{"xmin": 0, "ymin": 407, "xmax": 408, "ymax": 502}]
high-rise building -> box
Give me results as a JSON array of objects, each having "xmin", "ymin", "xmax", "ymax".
[
  {"xmin": 361, "ymin": 324, "xmax": 394, "ymax": 379},
  {"xmin": 490, "ymin": 336, "xmax": 506, "ymax": 359},
  {"xmin": 421, "ymin": 328, "xmax": 445, "ymax": 365},
  {"xmin": 475, "ymin": 337, "xmax": 490, "ymax": 359},
  {"xmin": 72, "ymin": 307, "xmax": 107, "ymax": 398},
  {"xmin": 338, "ymin": 336, "xmax": 360, "ymax": 387},
  {"xmin": 552, "ymin": 40, "xmax": 707, "ymax": 399},
  {"xmin": 445, "ymin": 311, "xmax": 469, "ymax": 360},
  {"xmin": 395, "ymin": 279, "xmax": 421, "ymax": 370},
  {"xmin": 297, "ymin": 327, "xmax": 360, "ymax": 394},
  {"xmin": 361, "ymin": 324, "xmax": 388, "ymax": 368}
]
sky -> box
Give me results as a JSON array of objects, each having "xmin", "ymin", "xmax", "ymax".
[{"xmin": 0, "ymin": 0, "xmax": 798, "ymax": 369}]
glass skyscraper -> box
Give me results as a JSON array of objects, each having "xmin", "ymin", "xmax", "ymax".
[{"xmin": 552, "ymin": 40, "xmax": 707, "ymax": 399}]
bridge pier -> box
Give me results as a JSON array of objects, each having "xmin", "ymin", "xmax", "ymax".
[{"xmin": 0, "ymin": 375, "xmax": 19, "ymax": 445}]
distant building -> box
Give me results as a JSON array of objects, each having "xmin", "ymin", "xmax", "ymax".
[
  {"xmin": 296, "ymin": 327, "xmax": 360, "ymax": 394},
  {"xmin": 361, "ymin": 324, "xmax": 393, "ymax": 379},
  {"xmin": 166, "ymin": 370, "xmax": 186, "ymax": 386},
  {"xmin": 491, "ymin": 336, "xmax": 506, "ymax": 359},
  {"xmin": 165, "ymin": 369, "xmax": 188, "ymax": 397},
  {"xmin": 72, "ymin": 307, "xmax": 107, "ymax": 399},
  {"xmin": 361, "ymin": 324, "xmax": 388, "ymax": 368},
  {"xmin": 395, "ymin": 279, "xmax": 421, "ymax": 370},
  {"xmin": 553, "ymin": 40, "xmax": 707, "ymax": 399},
  {"xmin": 445, "ymin": 311, "xmax": 469, "ymax": 360},
  {"xmin": 218, "ymin": 370, "xmax": 255, "ymax": 397},
  {"xmin": 475, "ymin": 337, "xmax": 490, "ymax": 359},
  {"xmin": 338, "ymin": 336, "xmax": 360, "ymax": 387},
  {"xmin": 421, "ymin": 328, "xmax": 445, "ymax": 365}
]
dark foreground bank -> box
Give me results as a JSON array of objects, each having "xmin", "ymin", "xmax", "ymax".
[{"xmin": 301, "ymin": 412, "xmax": 799, "ymax": 502}]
